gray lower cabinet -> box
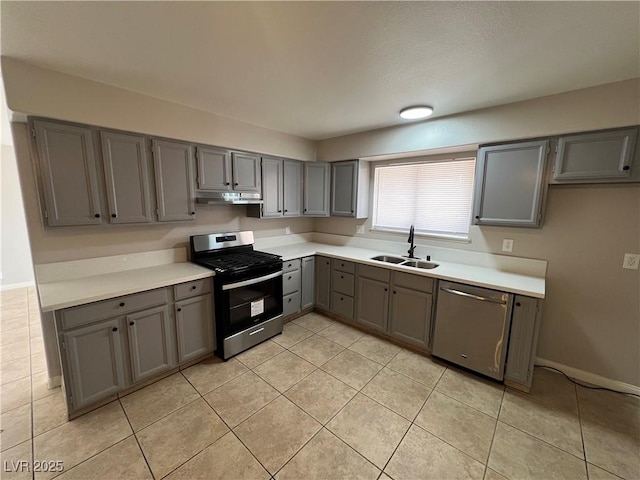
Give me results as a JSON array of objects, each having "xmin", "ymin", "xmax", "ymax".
[
  {"xmin": 196, "ymin": 146, "xmax": 232, "ymax": 191},
  {"xmin": 303, "ymin": 162, "xmax": 330, "ymax": 216},
  {"xmin": 473, "ymin": 140, "xmax": 549, "ymax": 228},
  {"xmin": 175, "ymin": 294, "xmax": 214, "ymax": 363},
  {"xmin": 100, "ymin": 131, "xmax": 153, "ymax": 224},
  {"xmin": 127, "ymin": 305, "xmax": 174, "ymax": 383},
  {"xmin": 300, "ymin": 256, "xmax": 315, "ymax": 310},
  {"xmin": 552, "ymin": 128, "xmax": 638, "ymax": 182},
  {"xmin": 282, "ymin": 259, "xmax": 302, "ymax": 318},
  {"xmin": 315, "ymin": 256, "xmax": 331, "ymax": 311},
  {"xmin": 33, "ymin": 119, "xmax": 103, "ymax": 226},
  {"xmin": 329, "ymin": 260, "xmax": 355, "ymax": 320},
  {"xmin": 152, "ymin": 139, "xmax": 196, "ymax": 222},
  {"xmin": 389, "ymin": 285, "xmax": 432, "ymax": 349},
  {"xmin": 504, "ymin": 295, "xmax": 542, "ymax": 388},
  {"xmin": 62, "ymin": 318, "xmax": 126, "ymax": 410},
  {"xmin": 356, "ymin": 276, "xmax": 389, "ymax": 333}
]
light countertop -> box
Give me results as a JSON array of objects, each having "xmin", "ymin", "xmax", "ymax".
[{"xmin": 261, "ymin": 242, "xmax": 545, "ymax": 299}]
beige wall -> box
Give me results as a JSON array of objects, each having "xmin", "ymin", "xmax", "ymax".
[{"xmin": 2, "ymin": 58, "xmax": 316, "ymax": 162}]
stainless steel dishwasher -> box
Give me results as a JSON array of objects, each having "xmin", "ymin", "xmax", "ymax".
[{"xmin": 431, "ymin": 281, "xmax": 513, "ymax": 380}]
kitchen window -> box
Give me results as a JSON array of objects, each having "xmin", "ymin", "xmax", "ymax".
[{"xmin": 372, "ymin": 157, "xmax": 476, "ymax": 240}]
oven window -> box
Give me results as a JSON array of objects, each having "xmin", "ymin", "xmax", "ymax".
[{"xmin": 226, "ymin": 276, "xmax": 282, "ymax": 333}]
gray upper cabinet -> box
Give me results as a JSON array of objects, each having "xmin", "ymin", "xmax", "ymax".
[
  {"xmin": 100, "ymin": 131, "xmax": 153, "ymax": 224},
  {"xmin": 551, "ymin": 128, "xmax": 638, "ymax": 182},
  {"xmin": 196, "ymin": 146, "xmax": 232, "ymax": 191},
  {"xmin": 232, "ymin": 152, "xmax": 261, "ymax": 192},
  {"xmin": 126, "ymin": 305, "xmax": 174, "ymax": 383},
  {"xmin": 62, "ymin": 318, "xmax": 126, "ymax": 410},
  {"xmin": 300, "ymin": 256, "xmax": 315, "ymax": 310},
  {"xmin": 175, "ymin": 294, "xmax": 215, "ymax": 363},
  {"xmin": 33, "ymin": 120, "xmax": 103, "ymax": 226},
  {"xmin": 303, "ymin": 162, "xmax": 330, "ymax": 216},
  {"xmin": 152, "ymin": 139, "xmax": 196, "ymax": 222},
  {"xmin": 473, "ymin": 140, "xmax": 549, "ymax": 228},
  {"xmin": 331, "ymin": 160, "xmax": 369, "ymax": 219},
  {"xmin": 261, "ymin": 157, "xmax": 284, "ymax": 217},
  {"xmin": 283, "ymin": 160, "xmax": 302, "ymax": 216}
]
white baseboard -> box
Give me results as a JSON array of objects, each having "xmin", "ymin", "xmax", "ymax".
[
  {"xmin": 0, "ymin": 281, "xmax": 35, "ymax": 291},
  {"xmin": 535, "ymin": 357, "xmax": 640, "ymax": 396}
]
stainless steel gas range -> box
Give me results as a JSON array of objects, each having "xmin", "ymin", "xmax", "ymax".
[{"xmin": 190, "ymin": 231, "xmax": 283, "ymax": 359}]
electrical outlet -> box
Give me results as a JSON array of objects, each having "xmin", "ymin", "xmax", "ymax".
[
  {"xmin": 356, "ymin": 224, "xmax": 365, "ymax": 235},
  {"xmin": 623, "ymin": 253, "xmax": 640, "ymax": 270},
  {"xmin": 502, "ymin": 239, "xmax": 514, "ymax": 252},
  {"xmin": 285, "ymin": 226, "xmax": 291, "ymax": 235}
]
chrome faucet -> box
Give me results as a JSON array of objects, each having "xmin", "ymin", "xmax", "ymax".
[{"xmin": 407, "ymin": 224, "xmax": 418, "ymax": 258}]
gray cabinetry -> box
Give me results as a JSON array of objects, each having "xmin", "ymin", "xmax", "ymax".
[
  {"xmin": 473, "ymin": 140, "xmax": 549, "ymax": 228},
  {"xmin": 283, "ymin": 160, "xmax": 302, "ymax": 216},
  {"xmin": 282, "ymin": 259, "xmax": 302, "ymax": 318},
  {"xmin": 261, "ymin": 157, "xmax": 284, "ymax": 218},
  {"xmin": 196, "ymin": 146, "xmax": 232, "ymax": 191},
  {"xmin": 331, "ymin": 160, "xmax": 369, "ymax": 219},
  {"xmin": 315, "ymin": 256, "xmax": 331, "ymax": 311},
  {"xmin": 152, "ymin": 139, "xmax": 196, "ymax": 222},
  {"xmin": 175, "ymin": 294, "xmax": 214, "ymax": 363},
  {"xmin": 232, "ymin": 152, "xmax": 261, "ymax": 192},
  {"xmin": 100, "ymin": 131, "xmax": 153, "ymax": 224},
  {"xmin": 300, "ymin": 256, "xmax": 315, "ymax": 310},
  {"xmin": 303, "ymin": 162, "xmax": 330, "ymax": 216},
  {"xmin": 504, "ymin": 295, "xmax": 541, "ymax": 388},
  {"xmin": 551, "ymin": 128, "xmax": 638, "ymax": 182},
  {"xmin": 62, "ymin": 318, "xmax": 126, "ymax": 410},
  {"xmin": 355, "ymin": 265, "xmax": 390, "ymax": 333},
  {"xmin": 127, "ymin": 305, "xmax": 174, "ymax": 383},
  {"xmin": 33, "ymin": 119, "xmax": 103, "ymax": 226},
  {"xmin": 330, "ymin": 259, "xmax": 355, "ymax": 320},
  {"xmin": 389, "ymin": 284, "xmax": 432, "ymax": 349}
]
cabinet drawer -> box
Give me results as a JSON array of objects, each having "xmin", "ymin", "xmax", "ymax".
[
  {"xmin": 283, "ymin": 269, "xmax": 301, "ymax": 296},
  {"xmin": 283, "ymin": 259, "xmax": 301, "ymax": 274},
  {"xmin": 331, "ymin": 271, "xmax": 355, "ymax": 296},
  {"xmin": 331, "ymin": 292, "xmax": 354, "ymax": 319},
  {"xmin": 174, "ymin": 278, "xmax": 212, "ymax": 301},
  {"xmin": 357, "ymin": 264, "xmax": 390, "ymax": 283},
  {"xmin": 283, "ymin": 291, "xmax": 301, "ymax": 317},
  {"xmin": 392, "ymin": 272, "xmax": 434, "ymax": 293},
  {"xmin": 331, "ymin": 259, "xmax": 355, "ymax": 274},
  {"xmin": 61, "ymin": 288, "xmax": 168, "ymax": 330}
]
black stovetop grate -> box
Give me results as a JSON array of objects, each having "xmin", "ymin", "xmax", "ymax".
[{"xmin": 196, "ymin": 250, "xmax": 281, "ymax": 273}]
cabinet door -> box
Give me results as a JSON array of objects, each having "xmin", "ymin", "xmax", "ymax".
[
  {"xmin": 553, "ymin": 129, "xmax": 637, "ymax": 181},
  {"xmin": 126, "ymin": 305, "xmax": 174, "ymax": 383},
  {"xmin": 303, "ymin": 162, "xmax": 330, "ymax": 216},
  {"xmin": 356, "ymin": 276, "xmax": 389, "ymax": 333},
  {"xmin": 315, "ymin": 256, "xmax": 331, "ymax": 310},
  {"xmin": 232, "ymin": 152, "xmax": 261, "ymax": 192},
  {"xmin": 389, "ymin": 286, "xmax": 432, "ymax": 349},
  {"xmin": 175, "ymin": 295, "xmax": 215, "ymax": 363},
  {"xmin": 505, "ymin": 296, "xmax": 541, "ymax": 387},
  {"xmin": 100, "ymin": 131, "xmax": 152, "ymax": 224},
  {"xmin": 261, "ymin": 157, "xmax": 283, "ymax": 217},
  {"xmin": 283, "ymin": 160, "xmax": 302, "ymax": 217},
  {"xmin": 152, "ymin": 139, "xmax": 196, "ymax": 222},
  {"xmin": 473, "ymin": 140, "xmax": 548, "ymax": 228},
  {"xmin": 196, "ymin": 146, "xmax": 232, "ymax": 191},
  {"xmin": 331, "ymin": 160, "xmax": 357, "ymax": 217},
  {"xmin": 300, "ymin": 256, "xmax": 315, "ymax": 310},
  {"xmin": 33, "ymin": 120, "xmax": 102, "ymax": 226},
  {"xmin": 63, "ymin": 318, "xmax": 126, "ymax": 410}
]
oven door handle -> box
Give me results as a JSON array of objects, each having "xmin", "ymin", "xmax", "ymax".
[{"xmin": 222, "ymin": 271, "xmax": 283, "ymax": 291}]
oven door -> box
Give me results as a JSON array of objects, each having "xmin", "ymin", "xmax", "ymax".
[{"xmin": 221, "ymin": 269, "xmax": 283, "ymax": 336}]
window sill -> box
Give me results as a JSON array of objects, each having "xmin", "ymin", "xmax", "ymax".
[{"xmin": 370, "ymin": 227, "xmax": 471, "ymax": 244}]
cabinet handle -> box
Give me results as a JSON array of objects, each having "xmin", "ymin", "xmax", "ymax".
[
  {"xmin": 284, "ymin": 209, "xmax": 288, "ymax": 212},
  {"xmin": 340, "ymin": 297, "xmax": 344, "ymax": 301},
  {"xmin": 304, "ymin": 208, "xmax": 307, "ymax": 212},
  {"xmin": 234, "ymin": 182, "xmax": 239, "ymax": 186},
  {"xmin": 288, "ymin": 276, "xmax": 292, "ymax": 280},
  {"xmin": 623, "ymin": 165, "xmax": 631, "ymax": 171},
  {"xmin": 288, "ymin": 298, "xmax": 292, "ymax": 303},
  {"xmin": 191, "ymin": 212, "xmax": 196, "ymax": 215},
  {"xmin": 384, "ymin": 288, "xmax": 388, "ymax": 291},
  {"xmin": 112, "ymin": 327, "xmax": 118, "ymax": 332},
  {"xmin": 475, "ymin": 216, "xmax": 480, "ymax": 219},
  {"xmin": 94, "ymin": 213, "xmax": 101, "ymax": 218},
  {"xmin": 278, "ymin": 210, "xmax": 282, "ymax": 213},
  {"xmin": 191, "ymin": 285, "xmax": 197, "ymax": 290},
  {"xmin": 111, "ymin": 213, "xmax": 117, "ymax": 218},
  {"xmin": 393, "ymin": 291, "xmax": 397, "ymax": 294},
  {"xmin": 225, "ymin": 182, "xmax": 230, "ymax": 186},
  {"xmin": 129, "ymin": 321, "xmax": 134, "ymax": 326},
  {"xmin": 177, "ymin": 307, "xmax": 182, "ymax": 312},
  {"xmin": 516, "ymin": 302, "xmax": 521, "ymax": 307},
  {"xmin": 287, "ymin": 263, "xmax": 292, "ymax": 268},
  {"xmin": 119, "ymin": 302, "xmax": 125, "ymax": 307}
]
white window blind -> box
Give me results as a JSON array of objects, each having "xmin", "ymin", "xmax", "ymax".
[{"xmin": 372, "ymin": 158, "xmax": 476, "ymax": 239}]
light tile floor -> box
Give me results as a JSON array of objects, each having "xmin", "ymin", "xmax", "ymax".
[{"xmin": 1, "ymin": 287, "xmax": 639, "ymax": 479}]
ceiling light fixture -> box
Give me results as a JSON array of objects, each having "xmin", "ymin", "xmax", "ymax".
[{"xmin": 399, "ymin": 105, "xmax": 434, "ymax": 120}]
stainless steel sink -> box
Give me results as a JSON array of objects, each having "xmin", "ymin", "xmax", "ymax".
[
  {"xmin": 370, "ymin": 255, "xmax": 406, "ymax": 264},
  {"xmin": 400, "ymin": 259, "xmax": 439, "ymax": 269}
]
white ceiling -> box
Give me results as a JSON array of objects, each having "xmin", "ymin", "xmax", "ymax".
[{"xmin": 1, "ymin": 2, "xmax": 639, "ymax": 140}]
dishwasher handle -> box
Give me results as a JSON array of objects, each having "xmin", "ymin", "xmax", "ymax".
[{"xmin": 440, "ymin": 287, "xmax": 507, "ymax": 305}]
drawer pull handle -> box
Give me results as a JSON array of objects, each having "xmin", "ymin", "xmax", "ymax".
[
  {"xmin": 288, "ymin": 276, "xmax": 292, "ymax": 280},
  {"xmin": 112, "ymin": 327, "xmax": 118, "ymax": 332},
  {"xmin": 516, "ymin": 302, "xmax": 521, "ymax": 307},
  {"xmin": 249, "ymin": 327, "xmax": 265, "ymax": 336},
  {"xmin": 288, "ymin": 298, "xmax": 292, "ymax": 303},
  {"xmin": 191, "ymin": 285, "xmax": 197, "ymax": 290},
  {"xmin": 129, "ymin": 321, "xmax": 134, "ymax": 326},
  {"xmin": 340, "ymin": 275, "xmax": 344, "ymax": 279},
  {"xmin": 111, "ymin": 213, "xmax": 117, "ymax": 218},
  {"xmin": 384, "ymin": 288, "xmax": 388, "ymax": 291},
  {"xmin": 177, "ymin": 308, "xmax": 182, "ymax": 312},
  {"xmin": 119, "ymin": 302, "xmax": 125, "ymax": 307}
]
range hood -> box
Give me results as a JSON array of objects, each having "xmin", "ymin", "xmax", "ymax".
[{"xmin": 196, "ymin": 191, "xmax": 263, "ymax": 205}]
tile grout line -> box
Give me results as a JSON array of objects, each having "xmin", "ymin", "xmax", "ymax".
[
  {"xmin": 119, "ymin": 397, "xmax": 156, "ymax": 480},
  {"xmin": 483, "ymin": 385, "xmax": 506, "ymax": 479},
  {"xmin": 575, "ymin": 384, "xmax": 590, "ymax": 479}
]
